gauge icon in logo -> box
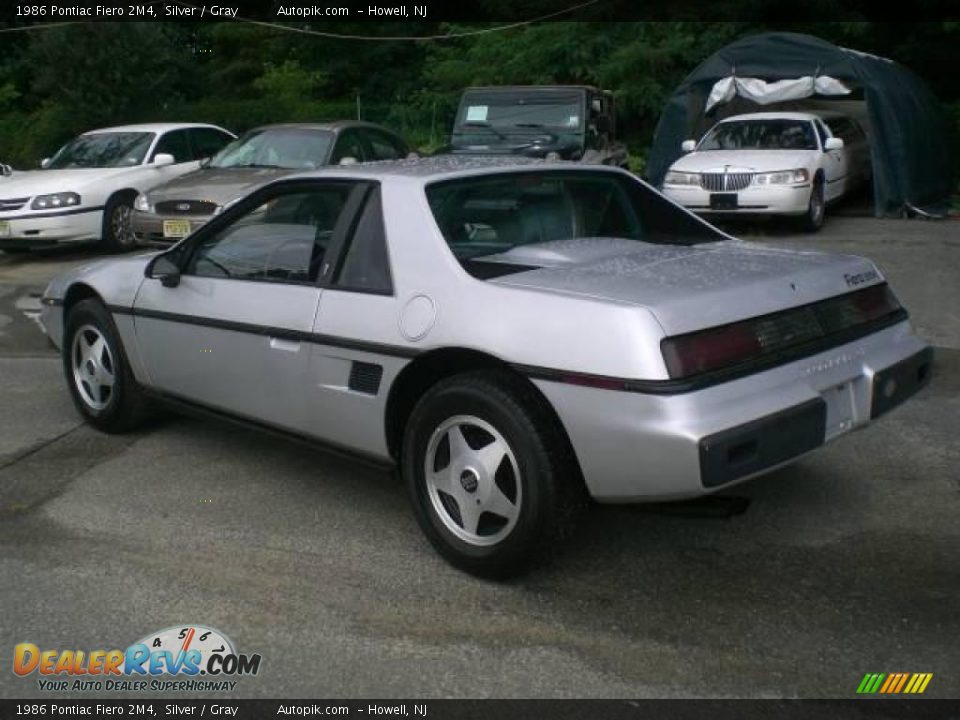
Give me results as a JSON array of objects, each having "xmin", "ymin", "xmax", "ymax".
[{"xmin": 132, "ymin": 624, "xmax": 235, "ymax": 673}]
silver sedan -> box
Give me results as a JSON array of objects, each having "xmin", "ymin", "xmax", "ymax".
[{"xmin": 39, "ymin": 157, "xmax": 933, "ymax": 577}]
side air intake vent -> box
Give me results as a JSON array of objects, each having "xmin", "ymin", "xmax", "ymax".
[{"xmin": 348, "ymin": 362, "xmax": 383, "ymax": 395}]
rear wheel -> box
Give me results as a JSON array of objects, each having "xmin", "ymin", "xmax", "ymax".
[
  {"xmin": 403, "ymin": 371, "xmax": 583, "ymax": 578},
  {"xmin": 101, "ymin": 195, "xmax": 136, "ymax": 252},
  {"xmin": 63, "ymin": 299, "xmax": 151, "ymax": 432},
  {"xmin": 800, "ymin": 176, "xmax": 826, "ymax": 233}
]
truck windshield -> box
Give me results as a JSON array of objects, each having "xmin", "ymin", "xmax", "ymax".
[
  {"xmin": 699, "ymin": 119, "xmax": 818, "ymax": 151},
  {"xmin": 456, "ymin": 92, "xmax": 583, "ymax": 131},
  {"xmin": 426, "ymin": 170, "xmax": 722, "ymax": 267},
  {"xmin": 46, "ymin": 132, "xmax": 155, "ymax": 169}
]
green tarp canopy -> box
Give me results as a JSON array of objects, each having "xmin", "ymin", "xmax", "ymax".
[{"xmin": 646, "ymin": 32, "xmax": 953, "ymax": 217}]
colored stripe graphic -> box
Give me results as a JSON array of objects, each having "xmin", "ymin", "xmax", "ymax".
[{"xmin": 856, "ymin": 673, "xmax": 932, "ymax": 694}]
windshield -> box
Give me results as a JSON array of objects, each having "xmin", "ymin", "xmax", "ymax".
[
  {"xmin": 209, "ymin": 128, "xmax": 334, "ymax": 169},
  {"xmin": 699, "ymin": 119, "xmax": 818, "ymax": 151},
  {"xmin": 46, "ymin": 132, "xmax": 155, "ymax": 169},
  {"xmin": 426, "ymin": 171, "xmax": 721, "ymax": 270},
  {"xmin": 455, "ymin": 92, "xmax": 583, "ymax": 132}
]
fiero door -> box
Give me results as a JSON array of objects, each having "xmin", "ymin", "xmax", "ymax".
[{"xmin": 133, "ymin": 179, "xmax": 370, "ymax": 433}]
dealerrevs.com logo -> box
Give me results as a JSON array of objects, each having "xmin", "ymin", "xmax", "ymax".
[{"xmin": 13, "ymin": 625, "xmax": 262, "ymax": 692}]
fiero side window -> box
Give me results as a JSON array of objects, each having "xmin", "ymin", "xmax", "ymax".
[
  {"xmin": 185, "ymin": 184, "xmax": 354, "ymax": 285},
  {"xmin": 331, "ymin": 187, "xmax": 393, "ymax": 294}
]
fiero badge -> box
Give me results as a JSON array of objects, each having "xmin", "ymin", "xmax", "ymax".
[{"xmin": 13, "ymin": 625, "xmax": 261, "ymax": 692}]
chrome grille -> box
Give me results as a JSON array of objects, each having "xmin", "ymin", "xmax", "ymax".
[
  {"xmin": 0, "ymin": 197, "xmax": 29, "ymax": 212},
  {"xmin": 155, "ymin": 200, "xmax": 218, "ymax": 216},
  {"xmin": 700, "ymin": 173, "xmax": 753, "ymax": 192}
]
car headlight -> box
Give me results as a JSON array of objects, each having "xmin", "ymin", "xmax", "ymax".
[
  {"xmin": 134, "ymin": 193, "xmax": 152, "ymax": 213},
  {"xmin": 663, "ymin": 171, "xmax": 700, "ymax": 186},
  {"xmin": 753, "ymin": 169, "xmax": 809, "ymax": 185},
  {"xmin": 31, "ymin": 192, "xmax": 80, "ymax": 210}
]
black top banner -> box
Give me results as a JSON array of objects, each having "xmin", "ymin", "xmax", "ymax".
[
  {"xmin": 2, "ymin": 699, "xmax": 960, "ymax": 719},
  {"xmin": 0, "ymin": 0, "xmax": 957, "ymax": 24}
]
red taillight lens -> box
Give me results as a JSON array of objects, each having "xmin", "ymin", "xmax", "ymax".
[
  {"xmin": 661, "ymin": 283, "xmax": 903, "ymax": 380},
  {"xmin": 851, "ymin": 283, "xmax": 901, "ymax": 322},
  {"xmin": 662, "ymin": 322, "xmax": 762, "ymax": 379}
]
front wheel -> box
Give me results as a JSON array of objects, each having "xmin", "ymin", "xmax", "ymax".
[
  {"xmin": 63, "ymin": 299, "xmax": 151, "ymax": 432},
  {"xmin": 101, "ymin": 196, "xmax": 136, "ymax": 252},
  {"xmin": 403, "ymin": 371, "xmax": 583, "ymax": 578},
  {"xmin": 800, "ymin": 177, "xmax": 826, "ymax": 233}
]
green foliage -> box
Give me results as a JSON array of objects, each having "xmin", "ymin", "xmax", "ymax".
[
  {"xmin": 0, "ymin": 82, "xmax": 18, "ymax": 109},
  {"xmin": 253, "ymin": 60, "xmax": 329, "ymax": 100}
]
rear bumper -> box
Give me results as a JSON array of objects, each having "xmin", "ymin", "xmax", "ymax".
[
  {"xmin": 697, "ymin": 345, "xmax": 933, "ymax": 488},
  {"xmin": 0, "ymin": 208, "xmax": 102, "ymax": 247},
  {"xmin": 663, "ymin": 183, "xmax": 811, "ymax": 215},
  {"xmin": 535, "ymin": 322, "xmax": 932, "ymax": 502},
  {"xmin": 132, "ymin": 210, "xmax": 211, "ymax": 245}
]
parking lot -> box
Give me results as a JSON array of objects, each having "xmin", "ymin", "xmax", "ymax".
[{"xmin": 0, "ymin": 216, "xmax": 957, "ymax": 699}]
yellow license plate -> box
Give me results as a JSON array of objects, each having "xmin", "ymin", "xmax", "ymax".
[
  {"xmin": 162, "ymin": 219, "xmax": 191, "ymax": 238},
  {"xmin": 0, "ymin": 221, "xmax": 10, "ymax": 238}
]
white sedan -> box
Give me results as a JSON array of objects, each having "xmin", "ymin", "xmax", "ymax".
[
  {"xmin": 0, "ymin": 123, "xmax": 234, "ymax": 253},
  {"xmin": 661, "ymin": 112, "xmax": 870, "ymax": 232}
]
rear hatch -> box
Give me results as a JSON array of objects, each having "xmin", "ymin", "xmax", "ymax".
[{"xmin": 486, "ymin": 237, "xmax": 889, "ymax": 336}]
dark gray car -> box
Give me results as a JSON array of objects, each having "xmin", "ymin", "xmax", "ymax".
[{"xmin": 132, "ymin": 121, "xmax": 410, "ymax": 244}]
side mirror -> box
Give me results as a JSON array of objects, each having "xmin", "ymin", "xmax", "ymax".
[
  {"xmin": 145, "ymin": 253, "xmax": 181, "ymax": 288},
  {"xmin": 405, "ymin": 151, "xmax": 419, "ymax": 160},
  {"xmin": 824, "ymin": 137, "xmax": 844, "ymax": 151},
  {"xmin": 40, "ymin": 158, "xmax": 51, "ymax": 169},
  {"xmin": 681, "ymin": 140, "xmax": 697, "ymax": 153},
  {"xmin": 591, "ymin": 98, "xmax": 603, "ymax": 114},
  {"xmin": 0, "ymin": 163, "xmax": 12, "ymax": 177},
  {"xmin": 338, "ymin": 156, "xmax": 358, "ymax": 166},
  {"xmin": 152, "ymin": 153, "xmax": 175, "ymax": 167}
]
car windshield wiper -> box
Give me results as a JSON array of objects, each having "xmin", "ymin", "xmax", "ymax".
[
  {"xmin": 512, "ymin": 123, "xmax": 558, "ymax": 140},
  {"xmin": 232, "ymin": 163, "xmax": 282, "ymax": 169},
  {"xmin": 460, "ymin": 121, "xmax": 509, "ymax": 141}
]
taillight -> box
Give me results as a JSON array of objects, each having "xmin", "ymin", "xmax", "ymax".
[
  {"xmin": 851, "ymin": 283, "xmax": 901, "ymax": 322},
  {"xmin": 661, "ymin": 283, "xmax": 903, "ymax": 380},
  {"xmin": 662, "ymin": 322, "xmax": 762, "ymax": 378}
]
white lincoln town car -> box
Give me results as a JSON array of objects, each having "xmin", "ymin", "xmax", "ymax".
[
  {"xmin": 661, "ymin": 111, "xmax": 870, "ymax": 231},
  {"xmin": 39, "ymin": 157, "xmax": 931, "ymax": 576},
  {"xmin": 0, "ymin": 123, "xmax": 234, "ymax": 253}
]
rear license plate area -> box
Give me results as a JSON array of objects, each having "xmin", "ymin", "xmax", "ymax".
[
  {"xmin": 822, "ymin": 381, "xmax": 854, "ymax": 439},
  {"xmin": 710, "ymin": 193, "xmax": 738, "ymax": 210}
]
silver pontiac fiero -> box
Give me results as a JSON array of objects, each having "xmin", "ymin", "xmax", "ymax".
[{"xmin": 40, "ymin": 157, "xmax": 932, "ymax": 577}]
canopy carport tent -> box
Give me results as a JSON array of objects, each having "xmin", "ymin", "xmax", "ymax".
[{"xmin": 646, "ymin": 32, "xmax": 953, "ymax": 217}]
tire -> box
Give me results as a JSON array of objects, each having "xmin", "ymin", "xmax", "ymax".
[
  {"xmin": 63, "ymin": 298, "xmax": 151, "ymax": 433},
  {"xmin": 101, "ymin": 195, "xmax": 136, "ymax": 252},
  {"xmin": 402, "ymin": 371, "xmax": 584, "ymax": 578},
  {"xmin": 800, "ymin": 176, "xmax": 826, "ymax": 233}
]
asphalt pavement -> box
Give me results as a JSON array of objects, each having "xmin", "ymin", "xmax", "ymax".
[{"xmin": 0, "ymin": 218, "xmax": 957, "ymax": 699}]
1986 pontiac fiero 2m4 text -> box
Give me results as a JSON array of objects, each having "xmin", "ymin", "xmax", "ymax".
[{"xmin": 39, "ymin": 157, "xmax": 932, "ymax": 576}]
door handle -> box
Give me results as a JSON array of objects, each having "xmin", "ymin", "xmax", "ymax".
[{"xmin": 269, "ymin": 337, "xmax": 301, "ymax": 352}]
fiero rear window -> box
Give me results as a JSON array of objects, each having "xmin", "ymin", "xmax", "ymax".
[{"xmin": 425, "ymin": 170, "xmax": 722, "ymax": 264}]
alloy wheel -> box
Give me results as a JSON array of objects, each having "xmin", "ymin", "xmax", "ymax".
[
  {"xmin": 424, "ymin": 415, "xmax": 522, "ymax": 547},
  {"xmin": 71, "ymin": 324, "xmax": 115, "ymax": 410},
  {"xmin": 112, "ymin": 204, "xmax": 135, "ymax": 248}
]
